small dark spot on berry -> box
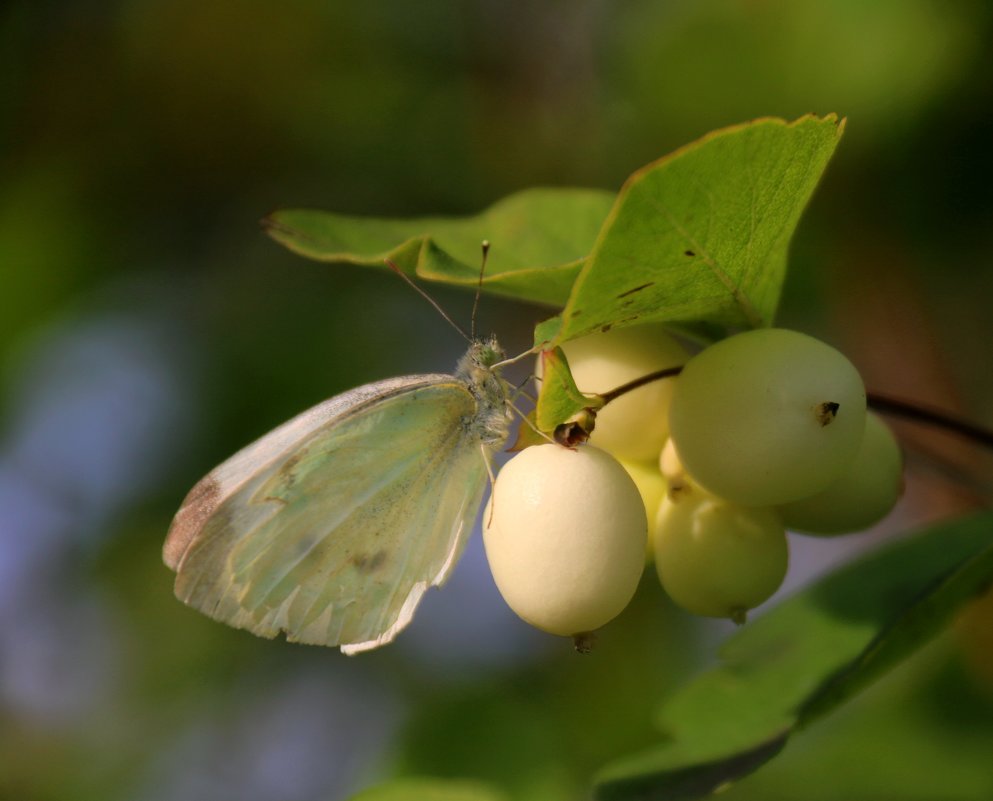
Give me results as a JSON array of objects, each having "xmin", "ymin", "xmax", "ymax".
[{"xmin": 815, "ymin": 401, "xmax": 841, "ymax": 427}]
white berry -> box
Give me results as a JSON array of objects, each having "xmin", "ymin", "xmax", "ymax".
[{"xmin": 483, "ymin": 444, "xmax": 647, "ymax": 636}]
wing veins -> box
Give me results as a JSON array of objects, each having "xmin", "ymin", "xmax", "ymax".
[{"xmin": 288, "ymin": 423, "xmax": 471, "ymax": 637}]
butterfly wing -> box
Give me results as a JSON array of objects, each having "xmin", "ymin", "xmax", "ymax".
[{"xmin": 164, "ymin": 374, "xmax": 492, "ymax": 654}]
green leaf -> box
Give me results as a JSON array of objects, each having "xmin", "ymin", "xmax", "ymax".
[
  {"xmin": 263, "ymin": 187, "xmax": 614, "ymax": 306},
  {"xmin": 348, "ymin": 777, "xmax": 509, "ymax": 801},
  {"xmin": 715, "ymin": 644, "xmax": 993, "ymax": 801},
  {"xmin": 593, "ymin": 512, "xmax": 993, "ymax": 801},
  {"xmin": 534, "ymin": 347, "xmax": 603, "ymax": 433},
  {"xmin": 544, "ymin": 115, "xmax": 844, "ymax": 346}
]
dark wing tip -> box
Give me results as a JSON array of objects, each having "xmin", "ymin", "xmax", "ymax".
[{"xmin": 163, "ymin": 474, "xmax": 221, "ymax": 571}]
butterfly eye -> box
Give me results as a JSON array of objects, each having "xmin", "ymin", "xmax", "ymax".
[{"xmin": 475, "ymin": 339, "xmax": 505, "ymax": 367}]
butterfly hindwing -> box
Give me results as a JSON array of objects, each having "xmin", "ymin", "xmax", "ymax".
[{"xmin": 166, "ymin": 375, "xmax": 489, "ymax": 653}]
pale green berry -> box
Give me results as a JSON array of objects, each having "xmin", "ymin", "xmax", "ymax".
[
  {"xmin": 779, "ymin": 412, "xmax": 904, "ymax": 534},
  {"xmin": 669, "ymin": 328, "xmax": 866, "ymax": 506},
  {"xmin": 655, "ymin": 485, "xmax": 788, "ymax": 621},
  {"xmin": 616, "ymin": 456, "xmax": 668, "ymax": 558}
]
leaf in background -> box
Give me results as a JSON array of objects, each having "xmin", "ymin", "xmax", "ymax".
[
  {"xmin": 349, "ymin": 778, "xmax": 509, "ymax": 801},
  {"xmin": 263, "ymin": 187, "xmax": 614, "ymax": 306},
  {"xmin": 713, "ymin": 640, "xmax": 993, "ymax": 801},
  {"xmin": 544, "ymin": 115, "xmax": 844, "ymax": 346},
  {"xmin": 593, "ymin": 512, "xmax": 993, "ymax": 801}
]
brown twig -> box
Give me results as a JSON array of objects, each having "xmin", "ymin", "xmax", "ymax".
[
  {"xmin": 597, "ymin": 367, "xmax": 993, "ymax": 452},
  {"xmin": 598, "ymin": 366, "xmax": 684, "ymax": 405},
  {"xmin": 864, "ymin": 392, "xmax": 993, "ymax": 450}
]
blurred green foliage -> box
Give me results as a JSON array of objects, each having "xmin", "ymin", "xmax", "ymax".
[{"xmin": 2, "ymin": 2, "xmax": 992, "ymax": 800}]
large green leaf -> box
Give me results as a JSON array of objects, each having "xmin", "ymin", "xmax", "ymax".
[
  {"xmin": 349, "ymin": 778, "xmax": 509, "ymax": 801},
  {"xmin": 593, "ymin": 512, "xmax": 993, "ymax": 801},
  {"xmin": 541, "ymin": 115, "xmax": 844, "ymax": 346},
  {"xmin": 263, "ymin": 187, "xmax": 614, "ymax": 306},
  {"xmin": 715, "ymin": 642, "xmax": 993, "ymax": 801},
  {"xmin": 534, "ymin": 346, "xmax": 602, "ymax": 435}
]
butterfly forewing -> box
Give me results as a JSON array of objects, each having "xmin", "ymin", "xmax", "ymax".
[{"xmin": 166, "ymin": 375, "xmax": 491, "ymax": 653}]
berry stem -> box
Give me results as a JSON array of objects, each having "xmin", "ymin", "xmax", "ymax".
[
  {"xmin": 599, "ymin": 367, "xmax": 993, "ymax": 452},
  {"xmin": 598, "ymin": 366, "xmax": 684, "ymax": 404}
]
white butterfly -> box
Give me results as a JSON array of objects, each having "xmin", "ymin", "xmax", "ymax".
[{"xmin": 163, "ymin": 337, "xmax": 513, "ymax": 654}]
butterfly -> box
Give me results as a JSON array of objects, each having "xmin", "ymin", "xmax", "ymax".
[{"xmin": 163, "ymin": 336, "xmax": 514, "ymax": 654}]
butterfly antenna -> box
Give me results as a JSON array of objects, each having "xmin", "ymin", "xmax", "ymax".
[
  {"xmin": 470, "ymin": 240, "xmax": 490, "ymax": 342},
  {"xmin": 384, "ymin": 259, "xmax": 471, "ymax": 342}
]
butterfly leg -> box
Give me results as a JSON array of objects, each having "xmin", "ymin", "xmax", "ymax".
[
  {"xmin": 511, "ymin": 372, "xmax": 538, "ymax": 405},
  {"xmin": 479, "ymin": 441, "xmax": 500, "ymax": 527},
  {"xmin": 506, "ymin": 396, "xmax": 556, "ymax": 446}
]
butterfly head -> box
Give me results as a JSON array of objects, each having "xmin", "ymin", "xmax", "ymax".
[
  {"xmin": 473, "ymin": 336, "xmax": 506, "ymax": 369},
  {"xmin": 457, "ymin": 336, "xmax": 512, "ymax": 441},
  {"xmin": 457, "ymin": 335, "xmax": 505, "ymax": 378}
]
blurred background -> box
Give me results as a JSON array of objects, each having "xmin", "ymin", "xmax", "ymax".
[{"xmin": 2, "ymin": 1, "xmax": 993, "ymax": 799}]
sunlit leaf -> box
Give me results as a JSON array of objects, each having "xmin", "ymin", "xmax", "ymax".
[
  {"xmin": 263, "ymin": 188, "xmax": 614, "ymax": 306},
  {"xmin": 534, "ymin": 347, "xmax": 602, "ymax": 435},
  {"xmin": 542, "ymin": 115, "xmax": 843, "ymax": 346}
]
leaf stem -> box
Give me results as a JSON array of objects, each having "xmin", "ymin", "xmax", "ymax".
[{"xmin": 599, "ymin": 368, "xmax": 993, "ymax": 452}]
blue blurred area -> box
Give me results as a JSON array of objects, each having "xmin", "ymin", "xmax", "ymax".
[{"xmin": 2, "ymin": 1, "xmax": 993, "ymax": 799}]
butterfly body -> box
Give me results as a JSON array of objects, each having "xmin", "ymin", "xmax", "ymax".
[{"xmin": 164, "ymin": 336, "xmax": 512, "ymax": 654}]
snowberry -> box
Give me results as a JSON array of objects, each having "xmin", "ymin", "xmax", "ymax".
[
  {"xmin": 655, "ymin": 483, "xmax": 788, "ymax": 621},
  {"xmin": 483, "ymin": 444, "xmax": 647, "ymax": 636},
  {"xmin": 669, "ymin": 328, "xmax": 866, "ymax": 506},
  {"xmin": 779, "ymin": 411, "xmax": 903, "ymax": 534}
]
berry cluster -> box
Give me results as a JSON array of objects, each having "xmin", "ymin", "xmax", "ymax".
[{"xmin": 483, "ymin": 325, "xmax": 904, "ymax": 639}]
